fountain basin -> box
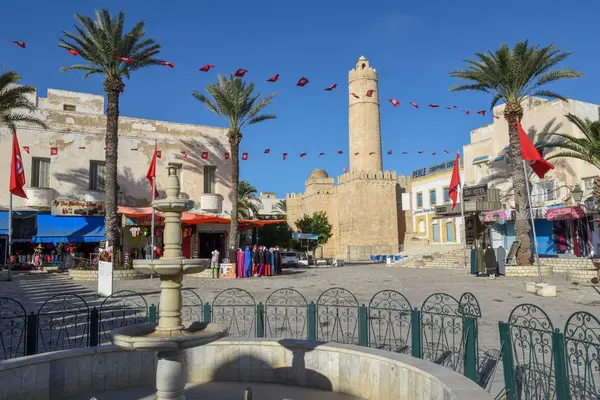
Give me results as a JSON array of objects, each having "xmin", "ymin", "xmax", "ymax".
[
  {"xmin": 133, "ymin": 258, "xmax": 210, "ymax": 276},
  {"xmin": 111, "ymin": 322, "xmax": 227, "ymax": 352},
  {"xmin": 154, "ymin": 198, "xmax": 194, "ymax": 212}
]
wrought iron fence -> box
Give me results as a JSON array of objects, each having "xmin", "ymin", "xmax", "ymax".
[{"xmin": 499, "ymin": 304, "xmax": 600, "ymax": 400}]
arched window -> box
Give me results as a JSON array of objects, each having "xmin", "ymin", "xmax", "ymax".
[
  {"xmin": 418, "ymin": 220, "xmax": 425, "ymax": 233},
  {"xmin": 361, "ymin": 63, "xmax": 366, "ymax": 70}
]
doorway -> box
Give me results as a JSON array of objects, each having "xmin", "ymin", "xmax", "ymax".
[
  {"xmin": 198, "ymin": 232, "xmax": 226, "ymax": 262},
  {"xmin": 446, "ymin": 220, "xmax": 454, "ymax": 242},
  {"xmin": 432, "ymin": 223, "xmax": 439, "ymax": 243}
]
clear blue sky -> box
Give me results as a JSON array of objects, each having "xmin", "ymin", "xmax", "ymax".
[{"xmin": 2, "ymin": 0, "xmax": 598, "ymax": 198}]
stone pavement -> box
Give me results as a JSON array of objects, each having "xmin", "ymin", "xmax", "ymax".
[{"xmin": 2, "ymin": 265, "xmax": 599, "ymax": 395}]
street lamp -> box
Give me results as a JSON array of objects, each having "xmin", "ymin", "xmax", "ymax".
[{"xmin": 572, "ymin": 184, "xmax": 584, "ymax": 204}]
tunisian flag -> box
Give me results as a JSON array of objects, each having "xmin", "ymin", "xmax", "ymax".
[
  {"xmin": 146, "ymin": 146, "xmax": 159, "ymax": 198},
  {"xmin": 448, "ymin": 152, "xmax": 460, "ymax": 211},
  {"xmin": 10, "ymin": 130, "xmax": 27, "ymax": 199},
  {"xmin": 517, "ymin": 121, "xmax": 554, "ymax": 178}
]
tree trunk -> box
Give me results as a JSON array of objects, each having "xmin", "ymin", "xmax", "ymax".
[
  {"xmin": 507, "ymin": 118, "xmax": 533, "ymax": 265},
  {"xmin": 228, "ymin": 134, "xmax": 241, "ymax": 255},
  {"xmin": 104, "ymin": 79, "xmax": 124, "ymax": 264}
]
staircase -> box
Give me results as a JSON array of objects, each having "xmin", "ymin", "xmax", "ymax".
[{"xmin": 396, "ymin": 246, "xmax": 471, "ymax": 270}]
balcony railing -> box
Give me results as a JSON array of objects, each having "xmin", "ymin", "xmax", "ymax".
[
  {"xmin": 24, "ymin": 187, "xmax": 54, "ymax": 208},
  {"xmin": 199, "ymin": 193, "xmax": 223, "ymax": 213}
]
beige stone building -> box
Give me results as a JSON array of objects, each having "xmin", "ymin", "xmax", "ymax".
[
  {"xmin": 286, "ymin": 57, "xmax": 407, "ymax": 260},
  {"xmin": 0, "ymin": 87, "xmax": 233, "ymax": 260}
]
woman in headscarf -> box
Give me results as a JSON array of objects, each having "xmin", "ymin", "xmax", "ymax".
[{"xmin": 244, "ymin": 246, "xmax": 252, "ymax": 277}]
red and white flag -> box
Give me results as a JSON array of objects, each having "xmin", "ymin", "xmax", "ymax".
[
  {"xmin": 146, "ymin": 146, "xmax": 160, "ymax": 198},
  {"xmin": 517, "ymin": 121, "xmax": 555, "ymax": 178},
  {"xmin": 448, "ymin": 152, "xmax": 461, "ymax": 211},
  {"xmin": 10, "ymin": 130, "xmax": 27, "ymax": 199},
  {"xmin": 389, "ymin": 99, "xmax": 400, "ymax": 107}
]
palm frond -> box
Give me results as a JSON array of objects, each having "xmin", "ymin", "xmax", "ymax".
[{"xmin": 0, "ymin": 71, "xmax": 48, "ymax": 131}]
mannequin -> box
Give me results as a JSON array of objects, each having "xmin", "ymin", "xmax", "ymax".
[
  {"xmin": 496, "ymin": 246, "xmax": 506, "ymax": 276},
  {"xmin": 484, "ymin": 245, "xmax": 497, "ymax": 278},
  {"xmin": 475, "ymin": 243, "xmax": 485, "ymax": 275}
]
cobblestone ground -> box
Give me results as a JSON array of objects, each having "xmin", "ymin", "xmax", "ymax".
[{"xmin": 2, "ymin": 265, "xmax": 599, "ymax": 395}]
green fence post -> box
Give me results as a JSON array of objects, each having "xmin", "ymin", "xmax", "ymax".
[
  {"xmin": 25, "ymin": 312, "xmax": 38, "ymax": 356},
  {"xmin": 89, "ymin": 307, "xmax": 99, "ymax": 347},
  {"xmin": 498, "ymin": 321, "xmax": 517, "ymax": 400},
  {"xmin": 552, "ymin": 329, "xmax": 570, "ymax": 400},
  {"xmin": 359, "ymin": 304, "xmax": 368, "ymax": 347},
  {"xmin": 307, "ymin": 302, "xmax": 317, "ymax": 341},
  {"xmin": 256, "ymin": 303, "xmax": 265, "ymax": 338},
  {"xmin": 203, "ymin": 303, "xmax": 212, "ymax": 324},
  {"xmin": 411, "ymin": 308, "xmax": 422, "ymax": 358},
  {"xmin": 463, "ymin": 316, "xmax": 477, "ymax": 383},
  {"xmin": 148, "ymin": 304, "xmax": 157, "ymax": 324}
]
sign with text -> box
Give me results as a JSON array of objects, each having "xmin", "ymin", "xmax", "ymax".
[
  {"xmin": 465, "ymin": 215, "xmax": 478, "ymax": 245},
  {"xmin": 52, "ymin": 199, "xmax": 105, "ymax": 217},
  {"xmin": 463, "ymin": 184, "xmax": 488, "ymax": 200},
  {"xmin": 97, "ymin": 260, "xmax": 113, "ymax": 297},
  {"xmin": 411, "ymin": 159, "xmax": 457, "ymax": 179},
  {"xmin": 292, "ymin": 233, "xmax": 318, "ymax": 240},
  {"xmin": 435, "ymin": 204, "xmax": 462, "ymax": 214},
  {"xmin": 413, "ymin": 207, "xmax": 435, "ymax": 216}
]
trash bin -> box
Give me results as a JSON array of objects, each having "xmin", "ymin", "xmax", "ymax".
[{"xmin": 386, "ymin": 256, "xmax": 392, "ymax": 265}]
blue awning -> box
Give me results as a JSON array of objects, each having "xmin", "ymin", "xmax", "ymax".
[
  {"xmin": 0, "ymin": 211, "xmax": 7, "ymax": 235},
  {"xmin": 32, "ymin": 215, "xmax": 105, "ymax": 243},
  {"xmin": 472, "ymin": 155, "xmax": 489, "ymax": 164},
  {"xmin": 493, "ymin": 155, "xmax": 505, "ymax": 162}
]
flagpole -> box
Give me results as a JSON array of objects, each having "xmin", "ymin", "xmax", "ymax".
[
  {"xmin": 150, "ymin": 139, "xmax": 157, "ymax": 262},
  {"xmin": 459, "ymin": 153, "xmax": 467, "ymax": 274},
  {"xmin": 7, "ymin": 193, "xmax": 12, "ymax": 282},
  {"xmin": 523, "ymin": 160, "xmax": 542, "ymax": 282}
]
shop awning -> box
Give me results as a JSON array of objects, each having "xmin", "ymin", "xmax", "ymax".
[
  {"xmin": 547, "ymin": 206, "xmax": 586, "ymax": 221},
  {"xmin": 32, "ymin": 215, "xmax": 106, "ymax": 243},
  {"xmin": 0, "ymin": 211, "xmax": 8, "ymax": 235},
  {"xmin": 473, "ymin": 155, "xmax": 489, "ymax": 164}
]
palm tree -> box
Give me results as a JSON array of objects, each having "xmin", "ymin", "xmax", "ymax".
[
  {"xmin": 193, "ymin": 74, "xmax": 276, "ymax": 252},
  {"xmin": 275, "ymin": 199, "xmax": 287, "ymax": 216},
  {"xmin": 59, "ymin": 9, "xmax": 162, "ymax": 260},
  {"xmin": 542, "ymin": 113, "xmax": 600, "ymax": 200},
  {"xmin": 450, "ymin": 41, "xmax": 582, "ymax": 265},
  {"xmin": 237, "ymin": 180, "xmax": 261, "ymax": 219},
  {"xmin": 0, "ymin": 71, "xmax": 48, "ymax": 131}
]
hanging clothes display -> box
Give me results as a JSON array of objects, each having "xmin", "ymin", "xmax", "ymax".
[
  {"xmin": 251, "ymin": 246, "xmax": 258, "ymax": 276},
  {"xmin": 484, "ymin": 245, "xmax": 497, "ymax": 276},
  {"xmin": 237, "ymin": 249, "xmax": 245, "ymax": 278},
  {"xmin": 244, "ymin": 246, "xmax": 252, "ymax": 277},
  {"xmin": 270, "ymin": 248, "xmax": 277, "ymax": 276},
  {"xmin": 265, "ymin": 249, "xmax": 272, "ymax": 276},
  {"xmin": 475, "ymin": 245, "xmax": 485, "ymax": 275},
  {"xmin": 258, "ymin": 247, "xmax": 265, "ymax": 276},
  {"xmin": 496, "ymin": 246, "xmax": 506, "ymax": 275}
]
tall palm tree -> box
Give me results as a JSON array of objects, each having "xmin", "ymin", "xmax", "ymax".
[
  {"xmin": 59, "ymin": 9, "xmax": 162, "ymax": 260},
  {"xmin": 193, "ymin": 74, "xmax": 276, "ymax": 252},
  {"xmin": 0, "ymin": 71, "xmax": 48, "ymax": 131},
  {"xmin": 275, "ymin": 199, "xmax": 287, "ymax": 216},
  {"xmin": 237, "ymin": 180, "xmax": 261, "ymax": 219},
  {"xmin": 450, "ymin": 41, "xmax": 582, "ymax": 265},
  {"xmin": 541, "ymin": 113, "xmax": 600, "ymax": 200}
]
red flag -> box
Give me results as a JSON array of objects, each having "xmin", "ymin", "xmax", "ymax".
[
  {"xmin": 444, "ymin": 150, "xmax": 449, "ymax": 154},
  {"xmin": 201, "ymin": 152, "xmax": 209, "ymax": 160},
  {"xmin": 242, "ymin": 152, "xmax": 248, "ymax": 160},
  {"xmin": 296, "ymin": 77, "xmax": 309, "ymax": 87},
  {"xmin": 9, "ymin": 130, "xmax": 27, "ymax": 199},
  {"xmin": 387, "ymin": 150, "xmax": 392, "ymax": 155},
  {"xmin": 283, "ymin": 153, "xmax": 288, "ymax": 160},
  {"xmin": 337, "ymin": 150, "xmax": 343, "ymax": 154},
  {"xmin": 389, "ymin": 99, "xmax": 400, "ymax": 107},
  {"xmin": 517, "ymin": 121, "xmax": 555, "ymax": 178},
  {"xmin": 263, "ymin": 149, "xmax": 271, "ymax": 154},
  {"xmin": 428, "ymin": 104, "xmax": 440, "ymax": 108},
  {"xmin": 325, "ymin": 84, "xmax": 337, "ymax": 91},
  {"xmin": 343, "ymin": 166, "xmax": 348, "ymax": 173},
  {"xmin": 432, "ymin": 152, "xmax": 437, "ymax": 156},
  {"xmin": 477, "ymin": 110, "xmax": 486, "ymax": 116},
  {"xmin": 199, "ymin": 64, "xmax": 214, "ymax": 72},
  {"xmin": 267, "ymin": 74, "xmax": 279, "ymax": 82},
  {"xmin": 409, "ymin": 102, "xmax": 419, "ymax": 108},
  {"xmin": 448, "ymin": 153, "xmax": 461, "ymax": 211},
  {"xmin": 50, "ymin": 147, "xmax": 58, "ymax": 156},
  {"xmin": 418, "ymin": 151, "xmax": 424, "ymax": 154},
  {"xmin": 369, "ymin": 152, "xmax": 375, "ymax": 155},
  {"xmin": 160, "ymin": 61, "xmax": 175, "ymax": 68},
  {"xmin": 224, "ymin": 152, "xmax": 230, "ymax": 160},
  {"xmin": 156, "ymin": 151, "xmax": 162, "ymax": 159},
  {"xmin": 319, "ymin": 152, "xmax": 325, "ymax": 156},
  {"xmin": 493, "ymin": 115, "xmax": 500, "ymax": 119},
  {"xmin": 104, "ymin": 147, "xmax": 112, "ymax": 151},
  {"xmin": 235, "ymin": 69, "xmax": 248, "ymax": 77},
  {"xmin": 22, "ymin": 146, "xmax": 30, "ymax": 154},
  {"xmin": 354, "ymin": 152, "xmax": 359, "ymax": 156},
  {"xmin": 366, "ymin": 90, "xmax": 374, "ymax": 97},
  {"xmin": 115, "ymin": 56, "xmax": 133, "ymax": 63},
  {"xmin": 300, "ymin": 153, "xmax": 307, "ymax": 158},
  {"xmin": 67, "ymin": 49, "xmax": 81, "ymax": 56},
  {"xmin": 180, "ymin": 151, "xmax": 188, "ymax": 158},
  {"xmin": 146, "ymin": 146, "xmax": 159, "ymax": 198},
  {"xmin": 465, "ymin": 110, "xmax": 471, "ymax": 115},
  {"xmin": 351, "ymin": 93, "xmax": 359, "ymax": 99},
  {"xmin": 10, "ymin": 41, "xmax": 26, "ymax": 48}
]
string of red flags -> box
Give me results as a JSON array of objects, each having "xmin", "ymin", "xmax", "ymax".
[{"xmin": 3, "ymin": 38, "xmax": 504, "ymax": 120}]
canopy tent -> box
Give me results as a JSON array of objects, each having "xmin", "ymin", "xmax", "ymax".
[
  {"xmin": 32, "ymin": 214, "xmax": 106, "ymax": 243},
  {"xmin": 117, "ymin": 206, "xmax": 285, "ymax": 229}
]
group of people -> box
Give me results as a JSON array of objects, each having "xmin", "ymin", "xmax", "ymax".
[{"xmin": 236, "ymin": 245, "xmax": 283, "ymax": 277}]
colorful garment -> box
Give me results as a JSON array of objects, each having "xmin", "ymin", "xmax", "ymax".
[
  {"xmin": 237, "ymin": 249, "xmax": 245, "ymax": 278},
  {"xmin": 245, "ymin": 246, "xmax": 252, "ymax": 277}
]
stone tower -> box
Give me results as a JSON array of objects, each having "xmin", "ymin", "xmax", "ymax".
[{"xmin": 348, "ymin": 56, "xmax": 383, "ymax": 173}]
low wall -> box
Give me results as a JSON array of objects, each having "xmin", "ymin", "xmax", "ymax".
[
  {"xmin": 0, "ymin": 339, "xmax": 491, "ymax": 400},
  {"xmin": 505, "ymin": 264, "xmax": 553, "ymax": 277},
  {"xmin": 68, "ymin": 269, "xmax": 148, "ymax": 281}
]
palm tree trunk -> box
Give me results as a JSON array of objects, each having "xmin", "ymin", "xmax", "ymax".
[
  {"xmin": 228, "ymin": 134, "xmax": 240, "ymax": 255},
  {"xmin": 507, "ymin": 118, "xmax": 533, "ymax": 265},
  {"xmin": 104, "ymin": 79, "xmax": 123, "ymax": 264}
]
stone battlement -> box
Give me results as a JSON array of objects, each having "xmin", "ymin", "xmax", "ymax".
[{"xmin": 337, "ymin": 170, "xmax": 397, "ymax": 184}]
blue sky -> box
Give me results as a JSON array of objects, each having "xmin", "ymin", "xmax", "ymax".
[{"xmin": 2, "ymin": 0, "xmax": 599, "ymax": 197}]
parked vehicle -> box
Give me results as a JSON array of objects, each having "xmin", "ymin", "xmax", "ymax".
[{"xmin": 281, "ymin": 251, "xmax": 299, "ymax": 267}]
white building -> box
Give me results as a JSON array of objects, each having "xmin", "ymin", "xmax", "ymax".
[{"xmin": 254, "ymin": 192, "xmax": 286, "ymax": 218}]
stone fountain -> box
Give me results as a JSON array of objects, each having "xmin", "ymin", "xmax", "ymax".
[{"xmin": 111, "ymin": 165, "xmax": 227, "ymax": 400}]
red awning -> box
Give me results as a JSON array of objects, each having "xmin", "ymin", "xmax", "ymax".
[{"xmin": 546, "ymin": 206, "xmax": 586, "ymax": 221}]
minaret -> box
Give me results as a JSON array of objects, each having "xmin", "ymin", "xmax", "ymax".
[{"xmin": 348, "ymin": 56, "xmax": 382, "ymax": 172}]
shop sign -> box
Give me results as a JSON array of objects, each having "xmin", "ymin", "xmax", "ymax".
[
  {"xmin": 463, "ymin": 184, "xmax": 487, "ymax": 200},
  {"xmin": 483, "ymin": 210, "xmax": 515, "ymax": 222},
  {"xmin": 465, "ymin": 215, "xmax": 478, "ymax": 245},
  {"xmin": 547, "ymin": 206, "xmax": 586, "ymax": 221},
  {"xmin": 411, "ymin": 159, "xmax": 457, "ymax": 179},
  {"xmin": 435, "ymin": 204, "xmax": 462, "ymax": 214},
  {"xmin": 51, "ymin": 199, "xmax": 104, "ymax": 217},
  {"xmin": 413, "ymin": 207, "xmax": 435, "ymax": 216}
]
